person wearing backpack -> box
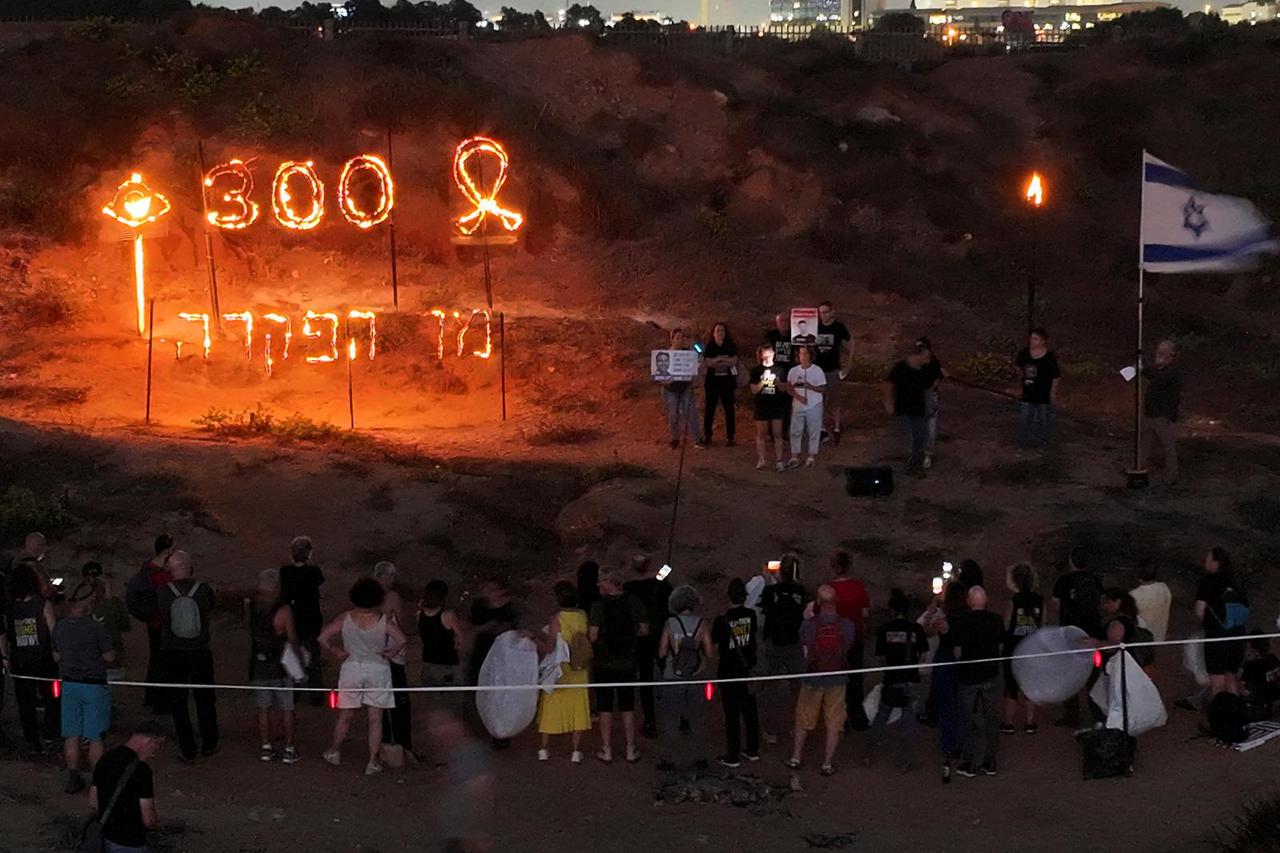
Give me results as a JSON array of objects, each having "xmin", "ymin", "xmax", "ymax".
[
  {"xmin": 622, "ymin": 554, "xmax": 672, "ymax": 740},
  {"xmin": 787, "ymin": 584, "xmax": 854, "ymax": 776},
  {"xmin": 714, "ymin": 578, "xmax": 760, "ymax": 768},
  {"xmin": 2, "ymin": 560, "xmax": 59, "ymax": 755},
  {"xmin": 658, "ymin": 585, "xmax": 713, "ymax": 741},
  {"xmin": 536, "ymin": 581, "xmax": 592, "ymax": 763},
  {"xmin": 1196, "ymin": 547, "xmax": 1248, "ymax": 699},
  {"xmin": 759, "ymin": 554, "xmax": 806, "ymax": 743},
  {"xmin": 155, "ymin": 551, "xmax": 219, "ymax": 763},
  {"xmin": 127, "ymin": 535, "xmax": 174, "ymax": 712},
  {"xmin": 588, "ymin": 572, "xmax": 648, "ymax": 764}
]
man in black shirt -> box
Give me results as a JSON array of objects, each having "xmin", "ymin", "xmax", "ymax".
[
  {"xmin": 952, "ymin": 586, "xmax": 1005, "ymax": 776},
  {"xmin": 1052, "ymin": 547, "xmax": 1104, "ymax": 727},
  {"xmin": 1142, "ymin": 339, "xmax": 1183, "ymax": 483},
  {"xmin": 1015, "ymin": 327, "xmax": 1061, "ymax": 448},
  {"xmin": 622, "ymin": 555, "xmax": 672, "ymax": 739},
  {"xmin": 865, "ymin": 589, "xmax": 928, "ymax": 770},
  {"xmin": 882, "ymin": 344, "xmax": 933, "ymax": 475},
  {"xmin": 713, "ymin": 579, "xmax": 760, "ymax": 768},
  {"xmin": 90, "ymin": 721, "xmax": 165, "ymax": 851},
  {"xmin": 816, "ymin": 301, "xmax": 853, "ymax": 444},
  {"xmin": 280, "ymin": 535, "xmax": 325, "ymax": 704}
]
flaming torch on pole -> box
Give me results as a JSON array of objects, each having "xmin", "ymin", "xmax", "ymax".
[
  {"xmin": 102, "ymin": 173, "xmax": 172, "ymax": 337},
  {"xmin": 1022, "ymin": 172, "xmax": 1046, "ymax": 334}
]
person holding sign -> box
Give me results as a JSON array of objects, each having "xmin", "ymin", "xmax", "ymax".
[
  {"xmin": 785, "ymin": 346, "xmax": 826, "ymax": 469},
  {"xmin": 701, "ymin": 322, "xmax": 740, "ymax": 447},
  {"xmin": 750, "ymin": 344, "xmax": 788, "ymax": 471},
  {"xmin": 654, "ymin": 329, "xmax": 705, "ymax": 450}
]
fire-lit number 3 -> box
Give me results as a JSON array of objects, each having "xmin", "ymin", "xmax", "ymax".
[{"xmin": 203, "ymin": 160, "xmax": 259, "ymax": 230}]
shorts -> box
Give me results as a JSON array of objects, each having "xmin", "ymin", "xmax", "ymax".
[
  {"xmin": 61, "ymin": 681, "xmax": 111, "ymax": 741},
  {"xmin": 795, "ymin": 684, "xmax": 846, "ymax": 733},
  {"xmin": 1204, "ymin": 634, "xmax": 1246, "ymax": 676},
  {"xmin": 251, "ymin": 678, "xmax": 295, "ymax": 711},
  {"xmin": 337, "ymin": 659, "xmax": 394, "ymax": 709},
  {"xmin": 593, "ymin": 667, "xmax": 636, "ymax": 713},
  {"xmin": 753, "ymin": 397, "xmax": 787, "ymax": 423}
]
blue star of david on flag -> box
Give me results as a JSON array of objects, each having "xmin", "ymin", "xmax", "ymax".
[{"xmin": 1182, "ymin": 196, "xmax": 1209, "ymax": 239}]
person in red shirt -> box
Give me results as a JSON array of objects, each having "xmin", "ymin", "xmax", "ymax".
[
  {"xmin": 829, "ymin": 551, "xmax": 871, "ymax": 729},
  {"xmin": 141, "ymin": 535, "xmax": 175, "ymax": 711}
]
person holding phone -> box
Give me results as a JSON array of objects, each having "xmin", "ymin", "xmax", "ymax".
[
  {"xmin": 785, "ymin": 346, "xmax": 826, "ymax": 468},
  {"xmin": 750, "ymin": 344, "xmax": 788, "ymax": 471}
]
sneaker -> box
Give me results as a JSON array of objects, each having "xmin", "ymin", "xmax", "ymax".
[
  {"xmin": 364, "ymin": 759, "xmax": 384, "ymax": 776},
  {"xmin": 820, "ymin": 764, "xmax": 837, "ymax": 777},
  {"xmin": 743, "ymin": 752, "xmax": 760, "ymax": 762},
  {"xmin": 820, "ymin": 430, "xmax": 829, "ymax": 443},
  {"xmin": 999, "ymin": 724, "xmax": 1016, "ymax": 735},
  {"xmin": 322, "ymin": 749, "xmax": 341, "ymax": 767},
  {"xmin": 955, "ymin": 763, "xmax": 977, "ymax": 778},
  {"xmin": 941, "ymin": 763, "xmax": 952, "ymax": 784},
  {"xmin": 281, "ymin": 747, "xmax": 301, "ymax": 765},
  {"xmin": 596, "ymin": 749, "xmax": 614, "ymax": 764},
  {"xmin": 570, "ymin": 750, "xmax": 584, "ymax": 764},
  {"xmin": 804, "ymin": 457, "xmax": 816, "ymax": 468},
  {"xmin": 784, "ymin": 757, "xmax": 801, "ymax": 769},
  {"xmin": 763, "ymin": 732, "xmax": 779, "ymax": 745},
  {"xmin": 785, "ymin": 458, "xmax": 800, "ymax": 470},
  {"xmin": 1024, "ymin": 723, "xmax": 1039, "ymax": 735},
  {"xmin": 64, "ymin": 770, "xmax": 85, "ymax": 795},
  {"xmin": 694, "ymin": 441, "xmax": 708, "ymax": 450},
  {"xmin": 979, "ymin": 763, "xmax": 997, "ymax": 777},
  {"xmin": 923, "ymin": 452, "xmax": 933, "ymax": 469},
  {"xmin": 538, "ymin": 749, "xmax": 550, "ymax": 762},
  {"xmin": 259, "ymin": 743, "xmax": 275, "ymax": 762},
  {"xmin": 717, "ymin": 755, "xmax": 741, "ymax": 769},
  {"xmin": 756, "ymin": 459, "xmax": 768, "ymax": 470},
  {"xmin": 774, "ymin": 461, "xmax": 786, "ymax": 472},
  {"xmin": 625, "ymin": 746, "xmax": 641, "ymax": 764}
]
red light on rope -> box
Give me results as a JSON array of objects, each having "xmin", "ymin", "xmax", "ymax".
[
  {"xmin": 1093, "ymin": 650, "xmax": 1103, "ymax": 669},
  {"xmin": 704, "ymin": 682, "xmax": 715, "ymax": 702},
  {"xmin": 52, "ymin": 679, "xmax": 62, "ymax": 699},
  {"xmin": 328, "ymin": 689, "xmax": 339, "ymax": 709},
  {"xmin": 452, "ymin": 136, "xmax": 523, "ymax": 236}
]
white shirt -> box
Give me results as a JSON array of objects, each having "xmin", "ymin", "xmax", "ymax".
[
  {"xmin": 1130, "ymin": 581, "xmax": 1172, "ymax": 642},
  {"xmin": 787, "ymin": 365, "xmax": 827, "ymax": 412}
]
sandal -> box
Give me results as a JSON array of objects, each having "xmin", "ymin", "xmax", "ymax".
[
  {"xmin": 820, "ymin": 764, "xmax": 837, "ymax": 777},
  {"xmin": 784, "ymin": 757, "xmax": 801, "ymax": 769}
]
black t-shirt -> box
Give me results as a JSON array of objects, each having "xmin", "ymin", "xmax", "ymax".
[
  {"xmin": 749, "ymin": 364, "xmax": 788, "ymax": 420},
  {"xmin": 280, "ymin": 563, "xmax": 324, "ymax": 638},
  {"xmin": 1143, "ymin": 363, "xmax": 1183, "ymax": 421},
  {"xmin": 622, "ymin": 577, "xmax": 673, "ymax": 637},
  {"xmin": 702, "ymin": 340, "xmax": 738, "ymax": 379},
  {"xmin": 1007, "ymin": 591, "xmax": 1044, "ymax": 642},
  {"xmin": 1016, "ymin": 349, "xmax": 1061, "ymax": 405},
  {"xmin": 921, "ymin": 357, "xmax": 944, "ymax": 388},
  {"xmin": 951, "ymin": 609, "xmax": 1005, "ymax": 684},
  {"xmin": 712, "ymin": 606, "xmax": 758, "ymax": 677},
  {"xmin": 760, "ymin": 581, "xmax": 806, "ymax": 646},
  {"xmin": 1053, "ymin": 570, "xmax": 1103, "ymax": 639},
  {"xmin": 815, "ymin": 321, "xmax": 851, "ymax": 372},
  {"xmin": 764, "ymin": 329, "xmax": 794, "ymax": 373},
  {"xmin": 886, "ymin": 361, "xmax": 932, "ymax": 417},
  {"xmin": 1196, "ymin": 573, "xmax": 1247, "ymax": 638},
  {"xmin": 875, "ymin": 617, "xmax": 929, "ymax": 685},
  {"xmin": 92, "ymin": 746, "xmax": 155, "ymax": 848}
]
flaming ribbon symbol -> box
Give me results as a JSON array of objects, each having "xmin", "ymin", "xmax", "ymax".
[{"xmin": 452, "ymin": 137, "xmax": 523, "ymax": 236}]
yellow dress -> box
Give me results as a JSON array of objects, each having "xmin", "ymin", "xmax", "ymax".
[{"xmin": 537, "ymin": 609, "xmax": 592, "ymax": 735}]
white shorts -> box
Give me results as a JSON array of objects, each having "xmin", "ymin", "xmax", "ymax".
[{"xmin": 337, "ymin": 659, "xmax": 394, "ymax": 709}]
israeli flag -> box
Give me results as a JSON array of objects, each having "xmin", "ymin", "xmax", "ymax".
[{"xmin": 1141, "ymin": 152, "xmax": 1279, "ymax": 273}]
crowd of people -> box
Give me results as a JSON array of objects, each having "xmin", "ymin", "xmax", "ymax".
[
  {"xmin": 3, "ymin": 524, "xmax": 1277, "ymax": 851},
  {"xmin": 654, "ymin": 302, "xmax": 1187, "ymax": 483}
]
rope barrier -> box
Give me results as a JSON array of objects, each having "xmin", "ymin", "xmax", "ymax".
[{"xmin": 9, "ymin": 630, "xmax": 1277, "ymax": 694}]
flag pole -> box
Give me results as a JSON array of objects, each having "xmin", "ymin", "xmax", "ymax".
[{"xmin": 1130, "ymin": 151, "xmax": 1149, "ymax": 489}]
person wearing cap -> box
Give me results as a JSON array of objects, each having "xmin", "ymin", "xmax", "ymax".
[
  {"xmin": 52, "ymin": 580, "xmax": 115, "ymax": 793},
  {"xmin": 90, "ymin": 720, "xmax": 165, "ymax": 852},
  {"xmin": 914, "ymin": 337, "xmax": 946, "ymax": 470},
  {"xmin": 375, "ymin": 561, "xmax": 415, "ymax": 761},
  {"xmin": 84, "ymin": 562, "xmax": 131, "ymax": 684}
]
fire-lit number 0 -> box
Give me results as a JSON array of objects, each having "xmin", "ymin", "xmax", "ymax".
[
  {"xmin": 272, "ymin": 161, "xmax": 325, "ymax": 231},
  {"xmin": 338, "ymin": 155, "xmax": 395, "ymax": 229},
  {"xmin": 203, "ymin": 160, "xmax": 260, "ymax": 230}
]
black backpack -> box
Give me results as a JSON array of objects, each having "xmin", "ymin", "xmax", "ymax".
[
  {"xmin": 126, "ymin": 568, "xmax": 158, "ymax": 622},
  {"xmin": 767, "ymin": 586, "xmax": 805, "ymax": 647},
  {"xmin": 600, "ymin": 596, "xmax": 638, "ymax": 661},
  {"xmin": 1208, "ymin": 691, "xmax": 1249, "ymax": 745}
]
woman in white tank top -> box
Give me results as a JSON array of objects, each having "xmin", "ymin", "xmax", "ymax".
[{"xmin": 318, "ymin": 577, "xmax": 407, "ymax": 776}]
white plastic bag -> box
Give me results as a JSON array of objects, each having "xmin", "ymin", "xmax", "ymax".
[
  {"xmin": 862, "ymin": 684, "xmax": 902, "ymax": 726},
  {"xmin": 1089, "ymin": 650, "xmax": 1168, "ymax": 736},
  {"xmin": 476, "ymin": 631, "xmax": 540, "ymax": 739},
  {"xmin": 1011, "ymin": 626, "xmax": 1093, "ymax": 705},
  {"xmin": 1183, "ymin": 630, "xmax": 1209, "ymax": 688}
]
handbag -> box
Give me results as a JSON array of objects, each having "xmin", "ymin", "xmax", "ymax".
[{"xmin": 81, "ymin": 760, "xmax": 139, "ymax": 853}]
